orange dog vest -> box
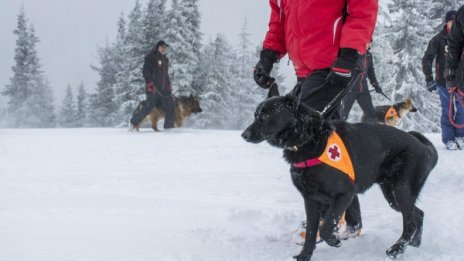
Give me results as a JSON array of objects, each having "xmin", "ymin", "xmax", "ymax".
[
  {"xmin": 385, "ymin": 106, "xmax": 400, "ymax": 121},
  {"xmin": 292, "ymin": 132, "xmax": 355, "ymax": 182}
]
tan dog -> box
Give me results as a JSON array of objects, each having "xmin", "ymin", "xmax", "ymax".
[
  {"xmin": 133, "ymin": 94, "xmax": 202, "ymax": 131},
  {"xmin": 362, "ymin": 98, "xmax": 417, "ymax": 126}
]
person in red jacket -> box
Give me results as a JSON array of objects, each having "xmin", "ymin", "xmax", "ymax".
[{"xmin": 254, "ymin": 0, "xmax": 378, "ymax": 245}]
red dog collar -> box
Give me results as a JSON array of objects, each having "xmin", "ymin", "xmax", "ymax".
[{"xmin": 293, "ymin": 158, "xmax": 322, "ymax": 168}]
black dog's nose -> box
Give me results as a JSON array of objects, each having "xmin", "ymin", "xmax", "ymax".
[{"xmin": 241, "ymin": 129, "xmax": 252, "ymax": 142}]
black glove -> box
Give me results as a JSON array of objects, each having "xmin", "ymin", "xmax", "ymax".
[
  {"xmin": 445, "ymin": 67, "xmax": 458, "ymax": 89},
  {"xmin": 373, "ymin": 83, "xmax": 382, "ymax": 93},
  {"xmin": 254, "ymin": 49, "xmax": 279, "ymax": 89},
  {"xmin": 327, "ymin": 48, "xmax": 360, "ymax": 88},
  {"xmin": 425, "ymin": 81, "xmax": 437, "ymax": 92}
]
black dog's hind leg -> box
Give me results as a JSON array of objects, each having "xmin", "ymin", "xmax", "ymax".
[
  {"xmin": 409, "ymin": 206, "xmax": 424, "ymax": 247},
  {"xmin": 294, "ymin": 198, "xmax": 321, "ymax": 261},
  {"xmin": 386, "ymin": 177, "xmax": 419, "ymax": 258},
  {"xmin": 319, "ymin": 193, "xmax": 354, "ymax": 247},
  {"xmin": 379, "ymin": 180, "xmax": 400, "ymax": 212}
]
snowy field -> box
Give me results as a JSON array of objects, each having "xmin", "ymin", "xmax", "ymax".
[{"xmin": 1, "ymin": 128, "xmax": 463, "ymax": 261}]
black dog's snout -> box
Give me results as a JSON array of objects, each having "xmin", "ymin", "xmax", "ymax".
[
  {"xmin": 411, "ymin": 107, "xmax": 418, "ymax": 112},
  {"xmin": 241, "ymin": 129, "xmax": 253, "ymax": 142},
  {"xmin": 241, "ymin": 126, "xmax": 266, "ymax": 144}
]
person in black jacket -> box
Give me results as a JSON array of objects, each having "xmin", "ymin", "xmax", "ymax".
[
  {"xmin": 425, "ymin": 10, "xmax": 464, "ymax": 150},
  {"xmin": 130, "ymin": 40, "xmax": 175, "ymax": 130},
  {"xmin": 339, "ymin": 41, "xmax": 382, "ymax": 122}
]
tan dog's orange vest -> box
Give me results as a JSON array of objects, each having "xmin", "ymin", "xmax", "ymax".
[
  {"xmin": 385, "ymin": 107, "xmax": 400, "ymax": 121},
  {"xmin": 292, "ymin": 132, "xmax": 355, "ymax": 182}
]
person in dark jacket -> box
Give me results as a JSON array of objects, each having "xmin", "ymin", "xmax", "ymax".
[
  {"xmin": 130, "ymin": 40, "xmax": 175, "ymax": 130},
  {"xmin": 253, "ymin": 0, "xmax": 379, "ymax": 244},
  {"xmin": 340, "ymin": 42, "xmax": 382, "ymax": 121},
  {"xmin": 424, "ymin": 10, "xmax": 464, "ymax": 150}
]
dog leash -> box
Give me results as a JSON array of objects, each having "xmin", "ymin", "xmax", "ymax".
[
  {"xmin": 267, "ymin": 81, "xmax": 280, "ymax": 99},
  {"xmin": 265, "ymin": 72, "xmax": 361, "ymax": 120},
  {"xmin": 321, "ymin": 73, "xmax": 361, "ymax": 119},
  {"xmin": 448, "ymin": 86, "xmax": 464, "ymax": 129},
  {"xmin": 370, "ymin": 89, "xmax": 392, "ymax": 102}
]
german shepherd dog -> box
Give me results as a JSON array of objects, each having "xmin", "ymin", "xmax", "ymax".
[
  {"xmin": 241, "ymin": 95, "xmax": 437, "ymax": 261},
  {"xmin": 362, "ymin": 98, "xmax": 417, "ymax": 126},
  {"xmin": 133, "ymin": 94, "xmax": 202, "ymax": 131}
]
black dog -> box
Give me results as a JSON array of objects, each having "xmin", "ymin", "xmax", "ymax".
[{"xmin": 241, "ymin": 95, "xmax": 438, "ymax": 261}]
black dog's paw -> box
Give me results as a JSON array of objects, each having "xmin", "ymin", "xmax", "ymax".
[
  {"xmin": 293, "ymin": 253, "xmax": 312, "ymax": 261},
  {"xmin": 320, "ymin": 227, "xmax": 341, "ymax": 247},
  {"xmin": 386, "ymin": 240, "xmax": 407, "ymax": 259},
  {"xmin": 323, "ymin": 234, "xmax": 341, "ymax": 248}
]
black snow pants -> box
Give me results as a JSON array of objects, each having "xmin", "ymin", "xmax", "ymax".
[
  {"xmin": 130, "ymin": 91, "xmax": 175, "ymax": 129},
  {"xmin": 290, "ymin": 68, "xmax": 363, "ymax": 229}
]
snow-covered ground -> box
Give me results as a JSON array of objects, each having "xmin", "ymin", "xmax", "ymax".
[{"xmin": 0, "ymin": 128, "xmax": 463, "ymax": 261}]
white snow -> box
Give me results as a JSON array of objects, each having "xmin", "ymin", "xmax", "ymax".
[{"xmin": 0, "ymin": 128, "xmax": 463, "ymax": 261}]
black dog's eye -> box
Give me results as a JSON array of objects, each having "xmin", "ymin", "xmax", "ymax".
[{"xmin": 261, "ymin": 114, "xmax": 270, "ymax": 121}]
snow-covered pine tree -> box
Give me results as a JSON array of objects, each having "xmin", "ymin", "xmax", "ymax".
[
  {"xmin": 112, "ymin": 2, "xmax": 147, "ymax": 126},
  {"xmin": 58, "ymin": 85, "xmax": 77, "ymax": 127},
  {"xmin": 76, "ymin": 81, "xmax": 88, "ymax": 127},
  {"xmin": 127, "ymin": 0, "xmax": 146, "ymax": 59},
  {"xmin": 190, "ymin": 36, "xmax": 213, "ymax": 99},
  {"xmin": 141, "ymin": 0, "xmax": 167, "ymax": 53},
  {"xmin": 89, "ymin": 40, "xmax": 118, "ymax": 127},
  {"xmin": 113, "ymin": 13, "xmax": 136, "ymax": 126},
  {"xmin": 230, "ymin": 18, "xmax": 268, "ymax": 129},
  {"xmin": 194, "ymin": 34, "xmax": 237, "ymax": 129},
  {"xmin": 369, "ymin": 0, "xmax": 462, "ymax": 132},
  {"xmin": 165, "ymin": 0, "xmax": 186, "ymax": 94},
  {"xmin": 170, "ymin": 0, "xmax": 202, "ymax": 96},
  {"xmin": 2, "ymin": 8, "xmax": 55, "ymax": 128}
]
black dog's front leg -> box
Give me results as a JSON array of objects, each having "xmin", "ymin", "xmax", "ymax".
[
  {"xmin": 320, "ymin": 193, "xmax": 355, "ymax": 247},
  {"xmin": 294, "ymin": 198, "xmax": 321, "ymax": 261}
]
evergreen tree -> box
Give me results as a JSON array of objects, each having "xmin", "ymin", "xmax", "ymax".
[
  {"xmin": 113, "ymin": 14, "xmax": 134, "ymax": 125},
  {"xmin": 58, "ymin": 85, "xmax": 77, "ymax": 127},
  {"xmin": 171, "ymin": 0, "xmax": 203, "ymax": 95},
  {"xmin": 231, "ymin": 18, "xmax": 267, "ymax": 129},
  {"xmin": 165, "ymin": 0, "xmax": 185, "ymax": 93},
  {"xmin": 195, "ymin": 34, "xmax": 236, "ymax": 129},
  {"xmin": 2, "ymin": 8, "xmax": 55, "ymax": 128},
  {"xmin": 126, "ymin": 0, "xmax": 145, "ymax": 60},
  {"xmin": 141, "ymin": 0, "xmax": 167, "ymax": 52},
  {"xmin": 374, "ymin": 0, "xmax": 442, "ymax": 132},
  {"xmin": 90, "ymin": 40, "xmax": 118, "ymax": 127},
  {"xmin": 124, "ymin": 1, "xmax": 147, "ymax": 111},
  {"xmin": 76, "ymin": 81, "xmax": 88, "ymax": 127}
]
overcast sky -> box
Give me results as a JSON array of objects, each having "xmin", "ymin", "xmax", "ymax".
[{"xmin": 0, "ymin": 0, "xmax": 296, "ymax": 102}]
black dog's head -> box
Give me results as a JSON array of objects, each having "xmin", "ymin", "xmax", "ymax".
[{"xmin": 241, "ymin": 95, "xmax": 329, "ymax": 149}]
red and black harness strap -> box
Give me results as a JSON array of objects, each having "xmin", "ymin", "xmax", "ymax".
[{"xmin": 448, "ymin": 86, "xmax": 464, "ymax": 129}]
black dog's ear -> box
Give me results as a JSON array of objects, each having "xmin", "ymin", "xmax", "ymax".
[
  {"xmin": 282, "ymin": 94, "xmax": 298, "ymax": 110},
  {"xmin": 267, "ymin": 82, "xmax": 280, "ymax": 99}
]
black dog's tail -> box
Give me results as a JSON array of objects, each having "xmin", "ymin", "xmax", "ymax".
[
  {"xmin": 408, "ymin": 131, "xmax": 439, "ymax": 198},
  {"xmin": 409, "ymin": 131, "xmax": 438, "ymax": 161},
  {"xmin": 408, "ymin": 131, "xmax": 438, "ymax": 167}
]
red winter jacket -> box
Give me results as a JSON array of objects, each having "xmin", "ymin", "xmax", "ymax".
[{"xmin": 263, "ymin": 0, "xmax": 378, "ymax": 78}]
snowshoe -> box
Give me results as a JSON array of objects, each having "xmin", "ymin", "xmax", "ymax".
[{"xmin": 293, "ymin": 214, "xmax": 346, "ymax": 245}]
